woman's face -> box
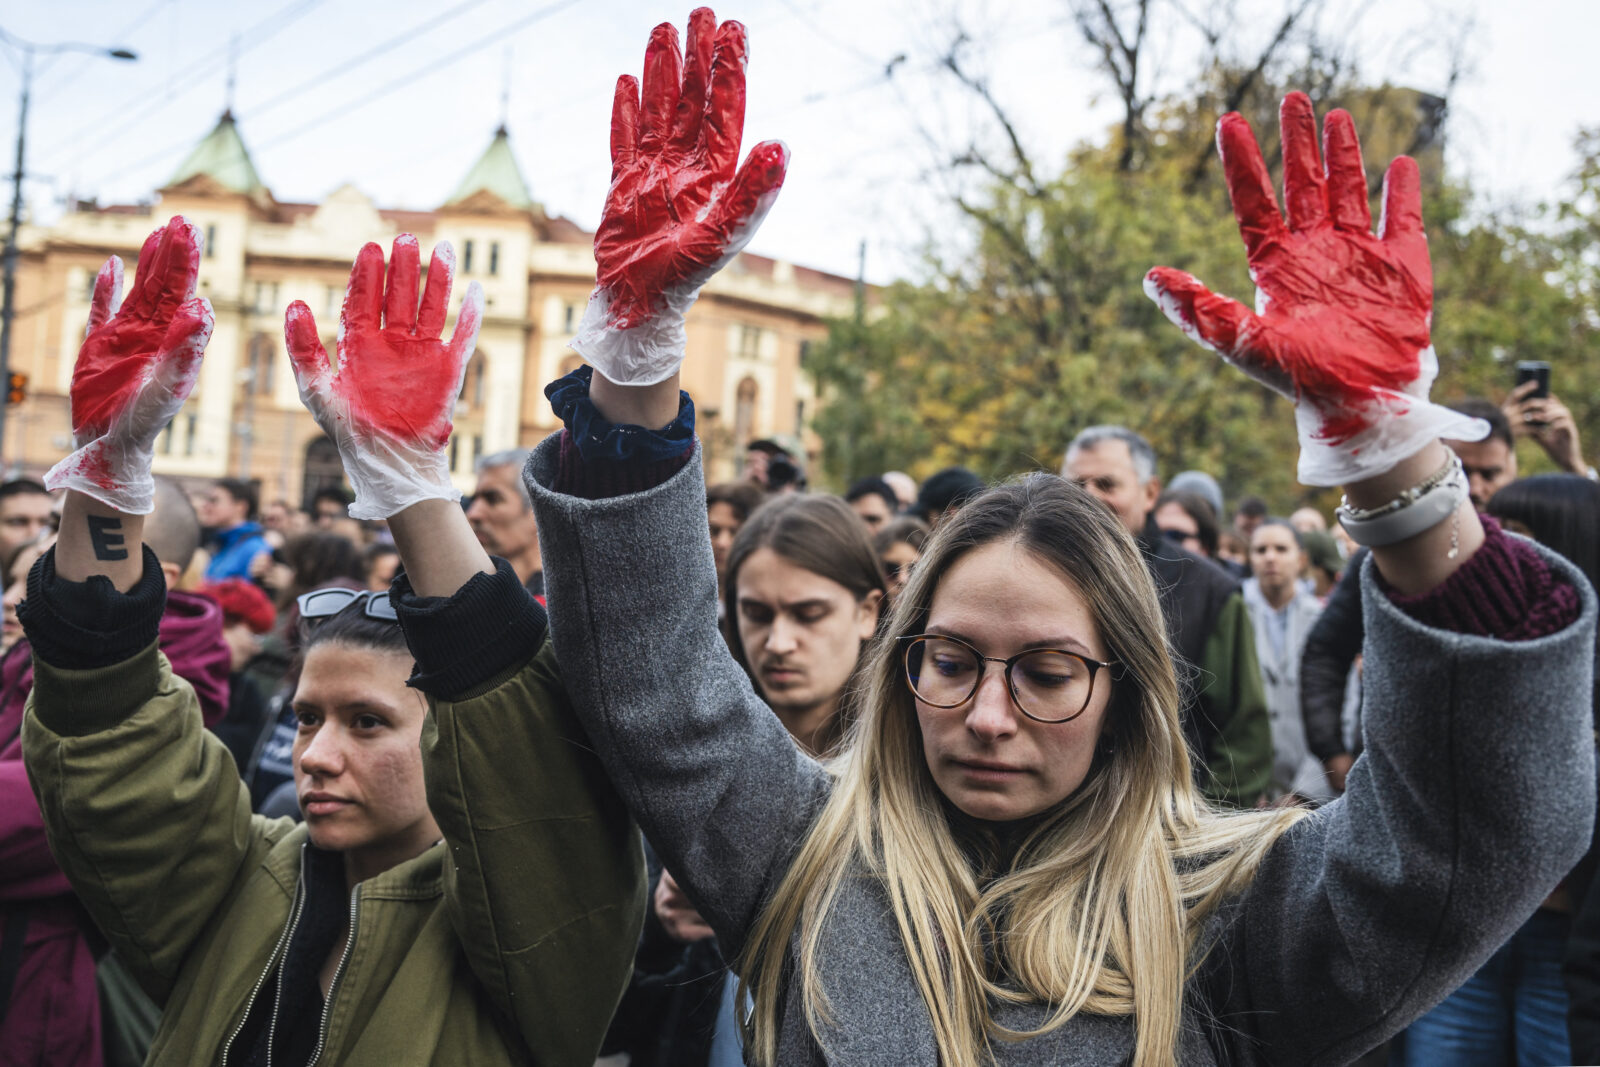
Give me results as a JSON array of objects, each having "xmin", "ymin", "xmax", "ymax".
[
  {"xmin": 914, "ymin": 540, "xmax": 1114, "ymax": 822},
  {"xmin": 292, "ymin": 643, "xmax": 438, "ymax": 882},
  {"xmin": 2, "ymin": 542, "xmax": 46, "ymax": 651},
  {"xmin": 881, "ymin": 541, "xmax": 920, "ymax": 600}
]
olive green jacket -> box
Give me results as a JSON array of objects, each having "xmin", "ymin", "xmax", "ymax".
[{"xmin": 22, "ymin": 638, "xmax": 643, "ymax": 1066}]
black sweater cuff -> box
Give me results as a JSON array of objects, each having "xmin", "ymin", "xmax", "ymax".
[
  {"xmin": 390, "ymin": 556, "xmax": 548, "ymax": 701},
  {"xmin": 18, "ymin": 544, "xmax": 166, "ymax": 670}
]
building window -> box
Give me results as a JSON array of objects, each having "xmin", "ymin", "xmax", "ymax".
[
  {"xmin": 325, "ymin": 285, "xmax": 341, "ymax": 319},
  {"xmin": 488, "ymin": 242, "xmax": 500, "ymax": 276},
  {"xmin": 738, "ymin": 325, "xmax": 761, "ymax": 360},
  {"xmin": 734, "ymin": 376, "xmax": 758, "ymax": 446},
  {"xmin": 449, "ymin": 435, "xmax": 460, "ymax": 473},
  {"xmin": 795, "ymin": 400, "xmax": 806, "ymax": 437},
  {"xmin": 473, "ymin": 435, "xmax": 484, "ymax": 464},
  {"xmin": 798, "ymin": 340, "xmax": 811, "ymax": 366},
  {"xmin": 563, "ymin": 303, "xmax": 578, "ymax": 334},
  {"xmin": 183, "ymin": 413, "xmax": 198, "ymax": 456},
  {"xmin": 247, "ymin": 333, "xmax": 274, "ymax": 396},
  {"xmin": 158, "ymin": 418, "xmax": 176, "ymax": 455},
  {"xmin": 463, "ymin": 240, "xmax": 475, "ymax": 274},
  {"xmin": 459, "ymin": 350, "xmax": 486, "ymax": 407},
  {"xmin": 205, "ymin": 225, "xmax": 216, "ymax": 259},
  {"xmin": 253, "ymin": 282, "xmax": 280, "ymax": 313}
]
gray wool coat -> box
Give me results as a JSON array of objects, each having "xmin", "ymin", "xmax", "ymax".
[{"xmin": 525, "ymin": 439, "xmax": 1597, "ymax": 1066}]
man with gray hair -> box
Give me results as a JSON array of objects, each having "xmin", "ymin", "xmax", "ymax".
[
  {"xmin": 467, "ymin": 449, "xmax": 543, "ymax": 597},
  {"xmin": 1062, "ymin": 426, "xmax": 1272, "ymax": 807}
]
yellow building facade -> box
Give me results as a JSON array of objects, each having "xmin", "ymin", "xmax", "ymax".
[{"xmin": 4, "ymin": 113, "xmax": 856, "ymax": 504}]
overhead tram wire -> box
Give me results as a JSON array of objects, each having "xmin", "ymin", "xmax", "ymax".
[
  {"xmin": 39, "ymin": 0, "xmax": 326, "ymax": 169},
  {"xmin": 72, "ymin": 0, "xmax": 501, "ymax": 194},
  {"xmin": 31, "ymin": 0, "xmax": 175, "ymax": 93},
  {"xmin": 246, "ymin": 0, "xmax": 496, "ymax": 116},
  {"xmin": 253, "ymin": 0, "xmax": 584, "ymax": 152}
]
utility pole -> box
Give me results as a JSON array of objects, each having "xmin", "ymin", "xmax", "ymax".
[{"xmin": 0, "ymin": 32, "xmax": 136, "ymax": 463}]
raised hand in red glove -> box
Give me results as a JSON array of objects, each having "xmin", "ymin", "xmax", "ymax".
[
  {"xmin": 45, "ymin": 217, "xmax": 214, "ymax": 513},
  {"xmin": 574, "ymin": 6, "xmax": 789, "ymax": 386},
  {"xmin": 286, "ymin": 235, "xmax": 483, "ymax": 519},
  {"xmin": 1144, "ymin": 92, "xmax": 1486, "ymax": 486}
]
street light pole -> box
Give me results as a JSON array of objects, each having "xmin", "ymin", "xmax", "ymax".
[{"xmin": 0, "ymin": 32, "xmax": 136, "ymax": 469}]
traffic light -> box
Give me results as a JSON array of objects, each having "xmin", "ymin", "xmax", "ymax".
[{"xmin": 5, "ymin": 372, "xmax": 25, "ymax": 406}]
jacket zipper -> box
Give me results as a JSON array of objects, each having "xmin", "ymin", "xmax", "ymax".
[
  {"xmin": 307, "ymin": 885, "xmax": 361, "ymax": 1066},
  {"xmin": 221, "ymin": 845, "xmax": 308, "ymax": 1067}
]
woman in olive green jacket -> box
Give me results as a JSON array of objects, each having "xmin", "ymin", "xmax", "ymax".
[{"xmin": 21, "ymin": 218, "xmax": 643, "ymax": 1065}]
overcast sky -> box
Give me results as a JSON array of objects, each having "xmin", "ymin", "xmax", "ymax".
[{"xmin": 1, "ymin": 0, "xmax": 1593, "ymax": 284}]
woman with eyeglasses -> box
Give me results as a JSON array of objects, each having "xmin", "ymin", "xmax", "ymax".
[
  {"xmin": 17, "ymin": 218, "xmax": 642, "ymax": 1065},
  {"xmin": 518, "ymin": 17, "xmax": 1590, "ymax": 1066}
]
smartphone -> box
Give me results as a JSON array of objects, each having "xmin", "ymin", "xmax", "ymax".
[{"xmin": 1515, "ymin": 360, "xmax": 1551, "ymax": 400}]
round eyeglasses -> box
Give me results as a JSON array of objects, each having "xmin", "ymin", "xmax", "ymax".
[{"xmin": 899, "ymin": 634, "xmax": 1118, "ymax": 724}]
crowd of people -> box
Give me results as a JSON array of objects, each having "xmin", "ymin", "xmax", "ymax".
[{"xmin": 0, "ymin": 9, "xmax": 1596, "ymax": 1067}]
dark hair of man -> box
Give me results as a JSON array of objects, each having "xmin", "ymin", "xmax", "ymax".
[
  {"xmin": 215, "ymin": 477, "xmax": 260, "ymax": 521},
  {"xmin": 1252, "ymin": 517, "xmax": 1304, "ymax": 549},
  {"xmin": 1486, "ymin": 474, "xmax": 1600, "ymax": 591},
  {"xmin": 1446, "ymin": 398, "xmax": 1515, "ymax": 451},
  {"xmin": 281, "ymin": 532, "xmax": 368, "ymax": 608},
  {"xmin": 872, "ymin": 516, "xmax": 930, "ymax": 555},
  {"xmin": 706, "ymin": 481, "xmax": 767, "ymax": 523},
  {"xmin": 0, "ymin": 478, "xmax": 48, "ymax": 503},
  {"xmin": 301, "ymin": 595, "xmax": 410, "ymax": 658},
  {"xmin": 363, "ymin": 541, "xmax": 399, "ymax": 569},
  {"xmin": 311, "ymin": 485, "xmax": 353, "ymax": 510},
  {"xmin": 723, "ymin": 495, "xmax": 888, "ymax": 752},
  {"xmin": 1234, "ymin": 495, "xmax": 1268, "ymax": 521},
  {"xmin": 1154, "ymin": 490, "xmax": 1220, "ymax": 558},
  {"xmin": 845, "ymin": 476, "xmax": 899, "ymax": 516},
  {"xmin": 146, "ymin": 476, "xmax": 202, "ymax": 574}
]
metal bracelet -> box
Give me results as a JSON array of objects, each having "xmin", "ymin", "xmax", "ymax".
[{"xmin": 1336, "ymin": 457, "xmax": 1466, "ymax": 548}]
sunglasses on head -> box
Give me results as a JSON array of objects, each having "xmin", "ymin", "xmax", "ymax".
[{"xmin": 296, "ymin": 587, "xmax": 399, "ymax": 625}]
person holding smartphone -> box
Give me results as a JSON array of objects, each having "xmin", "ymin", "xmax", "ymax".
[{"xmin": 1504, "ymin": 366, "xmax": 1594, "ymax": 480}]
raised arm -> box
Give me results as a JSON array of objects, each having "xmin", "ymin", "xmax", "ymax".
[
  {"xmin": 526, "ymin": 9, "xmax": 821, "ymax": 955},
  {"xmin": 1147, "ymin": 95, "xmax": 1595, "ymax": 1061},
  {"xmin": 285, "ymin": 236, "xmax": 643, "ymax": 1061},
  {"xmin": 20, "ymin": 220, "xmax": 288, "ymax": 1000}
]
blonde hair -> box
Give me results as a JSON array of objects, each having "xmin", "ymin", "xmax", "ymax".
[{"xmin": 736, "ymin": 474, "xmax": 1308, "ymax": 1067}]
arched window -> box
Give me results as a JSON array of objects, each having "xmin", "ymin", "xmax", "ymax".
[
  {"xmin": 459, "ymin": 349, "xmax": 486, "ymax": 408},
  {"xmin": 733, "ymin": 376, "xmax": 758, "ymax": 446},
  {"xmin": 301, "ymin": 436, "xmax": 347, "ymax": 511}
]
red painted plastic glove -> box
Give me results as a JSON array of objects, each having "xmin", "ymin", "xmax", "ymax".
[
  {"xmin": 1144, "ymin": 93, "xmax": 1486, "ymax": 487},
  {"xmin": 285, "ymin": 235, "xmax": 483, "ymax": 520},
  {"xmin": 574, "ymin": 7, "xmax": 789, "ymax": 386},
  {"xmin": 45, "ymin": 217, "xmax": 214, "ymax": 514}
]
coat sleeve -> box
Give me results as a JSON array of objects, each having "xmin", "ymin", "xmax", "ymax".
[
  {"xmin": 21, "ymin": 644, "xmax": 283, "ymax": 1005},
  {"xmin": 420, "ymin": 636, "xmax": 646, "ymax": 1066},
  {"xmin": 1208, "ymin": 547, "xmax": 1598, "ymax": 1066},
  {"xmin": 526, "ymin": 435, "xmax": 833, "ymax": 960},
  {"xmin": 1300, "ymin": 550, "xmax": 1367, "ymax": 762},
  {"xmin": 1197, "ymin": 592, "xmax": 1274, "ymax": 807}
]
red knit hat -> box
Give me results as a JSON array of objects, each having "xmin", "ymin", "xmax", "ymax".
[{"xmin": 200, "ymin": 578, "xmax": 277, "ymax": 635}]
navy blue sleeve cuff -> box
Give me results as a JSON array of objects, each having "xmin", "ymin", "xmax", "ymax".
[
  {"xmin": 544, "ymin": 364, "xmax": 696, "ymax": 463},
  {"xmin": 390, "ymin": 557, "xmax": 548, "ymax": 701},
  {"xmin": 18, "ymin": 544, "xmax": 166, "ymax": 671}
]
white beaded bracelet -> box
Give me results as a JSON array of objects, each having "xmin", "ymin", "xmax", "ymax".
[{"xmin": 1336, "ymin": 453, "xmax": 1467, "ymax": 554}]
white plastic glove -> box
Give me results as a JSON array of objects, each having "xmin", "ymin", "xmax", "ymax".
[
  {"xmin": 285, "ymin": 235, "xmax": 483, "ymax": 520},
  {"xmin": 1144, "ymin": 93, "xmax": 1486, "ymax": 487},
  {"xmin": 573, "ymin": 8, "xmax": 788, "ymax": 386},
  {"xmin": 45, "ymin": 217, "xmax": 214, "ymax": 514}
]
